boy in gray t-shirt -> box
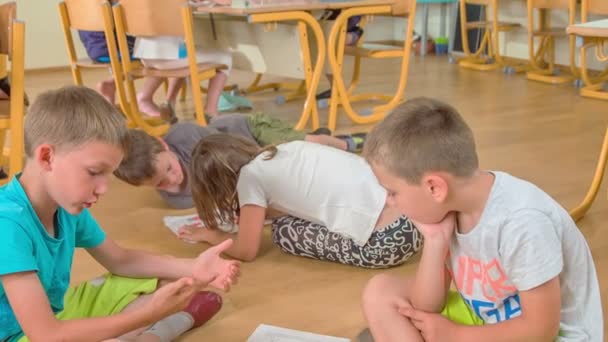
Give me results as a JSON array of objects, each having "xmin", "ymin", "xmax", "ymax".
[
  {"xmin": 114, "ymin": 113, "xmax": 363, "ymax": 209},
  {"xmin": 360, "ymin": 98, "xmax": 602, "ymax": 341}
]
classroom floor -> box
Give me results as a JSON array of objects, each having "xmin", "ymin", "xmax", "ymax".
[{"xmin": 25, "ymin": 55, "xmax": 608, "ymax": 340}]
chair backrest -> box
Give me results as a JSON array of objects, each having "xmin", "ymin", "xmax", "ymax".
[
  {"xmin": 0, "ymin": 2, "xmax": 16, "ymax": 56},
  {"xmin": 116, "ymin": 0, "xmax": 187, "ymax": 37},
  {"xmin": 63, "ymin": 0, "xmax": 107, "ymax": 31},
  {"xmin": 392, "ymin": 0, "xmax": 412, "ymax": 16},
  {"xmin": 530, "ymin": 0, "xmax": 572, "ymax": 10},
  {"xmin": 584, "ymin": 0, "xmax": 608, "ymax": 18},
  {"xmin": 0, "ymin": 6, "xmax": 25, "ymax": 183}
]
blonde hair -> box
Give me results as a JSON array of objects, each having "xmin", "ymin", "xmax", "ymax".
[
  {"xmin": 190, "ymin": 133, "xmax": 276, "ymax": 230},
  {"xmin": 364, "ymin": 97, "xmax": 478, "ymax": 183},
  {"xmin": 114, "ymin": 129, "xmax": 165, "ymax": 185},
  {"xmin": 25, "ymin": 86, "xmax": 127, "ymax": 157}
]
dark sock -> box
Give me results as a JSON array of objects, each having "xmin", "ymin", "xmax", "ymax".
[{"xmin": 336, "ymin": 133, "xmax": 366, "ymax": 152}]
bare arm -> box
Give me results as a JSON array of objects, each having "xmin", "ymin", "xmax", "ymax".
[
  {"xmin": 410, "ymin": 213, "xmax": 456, "ymax": 312},
  {"xmin": 2, "ymin": 272, "xmax": 157, "ymax": 342},
  {"xmin": 197, "ymin": 204, "xmax": 267, "ymax": 262},
  {"xmin": 411, "ymin": 241, "xmax": 452, "ymax": 312},
  {"xmin": 87, "ymin": 237, "xmax": 194, "ymax": 279}
]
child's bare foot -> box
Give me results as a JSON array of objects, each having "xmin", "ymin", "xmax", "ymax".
[
  {"xmin": 97, "ymin": 79, "xmax": 116, "ymax": 104},
  {"xmin": 137, "ymin": 94, "xmax": 162, "ymax": 117},
  {"xmin": 178, "ymin": 225, "xmax": 206, "ymax": 243}
]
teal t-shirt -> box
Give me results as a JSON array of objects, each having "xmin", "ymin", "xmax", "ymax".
[{"xmin": 0, "ymin": 175, "xmax": 106, "ymax": 340}]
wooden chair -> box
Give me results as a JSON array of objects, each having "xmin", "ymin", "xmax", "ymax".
[
  {"xmin": 59, "ymin": 0, "xmax": 170, "ymax": 136},
  {"xmin": 0, "ymin": 2, "xmax": 24, "ymax": 185},
  {"xmin": 566, "ymin": 1, "xmax": 608, "ymax": 221},
  {"xmin": 566, "ymin": 0, "xmax": 608, "ymax": 101},
  {"xmin": 526, "ymin": 0, "xmax": 577, "ymax": 84},
  {"xmin": 458, "ymin": 0, "xmax": 526, "ymax": 73},
  {"xmin": 58, "ymin": 0, "xmax": 113, "ymax": 87},
  {"xmin": 112, "ymin": 0, "xmax": 228, "ymax": 126},
  {"xmin": 326, "ymin": 0, "xmax": 417, "ymax": 131}
]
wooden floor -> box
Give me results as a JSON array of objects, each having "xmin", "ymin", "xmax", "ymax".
[{"xmin": 25, "ymin": 55, "xmax": 608, "ymax": 340}]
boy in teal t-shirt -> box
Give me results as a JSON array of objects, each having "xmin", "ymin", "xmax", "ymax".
[{"xmin": 0, "ymin": 86, "xmax": 241, "ymax": 341}]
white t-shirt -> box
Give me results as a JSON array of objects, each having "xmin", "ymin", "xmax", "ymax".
[
  {"xmin": 133, "ymin": 36, "xmax": 183, "ymax": 60},
  {"xmin": 447, "ymin": 172, "xmax": 602, "ymax": 340},
  {"xmin": 236, "ymin": 141, "xmax": 386, "ymax": 246}
]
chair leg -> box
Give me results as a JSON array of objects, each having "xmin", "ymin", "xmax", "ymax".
[{"xmin": 570, "ymin": 126, "xmax": 608, "ymax": 221}]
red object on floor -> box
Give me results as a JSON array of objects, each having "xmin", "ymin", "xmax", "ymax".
[
  {"xmin": 185, "ymin": 291, "xmax": 223, "ymax": 328},
  {"xmin": 412, "ymin": 39, "xmax": 435, "ymax": 55}
]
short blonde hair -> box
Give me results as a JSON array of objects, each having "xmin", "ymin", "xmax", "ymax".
[
  {"xmin": 364, "ymin": 97, "xmax": 478, "ymax": 183},
  {"xmin": 25, "ymin": 86, "xmax": 127, "ymax": 157}
]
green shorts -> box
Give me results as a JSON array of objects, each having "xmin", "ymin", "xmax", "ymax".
[
  {"xmin": 247, "ymin": 113, "xmax": 306, "ymax": 146},
  {"xmin": 441, "ymin": 291, "xmax": 484, "ymax": 326},
  {"xmin": 14, "ymin": 274, "xmax": 157, "ymax": 342}
]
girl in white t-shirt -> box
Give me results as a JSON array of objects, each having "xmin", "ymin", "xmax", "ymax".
[{"xmin": 179, "ymin": 133, "xmax": 422, "ymax": 269}]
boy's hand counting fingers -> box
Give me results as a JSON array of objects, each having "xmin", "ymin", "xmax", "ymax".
[{"xmin": 192, "ymin": 239, "xmax": 242, "ymax": 291}]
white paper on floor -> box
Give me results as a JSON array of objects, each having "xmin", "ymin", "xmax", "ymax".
[
  {"xmin": 163, "ymin": 214, "xmax": 272, "ymax": 243},
  {"xmin": 247, "ymin": 324, "xmax": 350, "ymax": 342}
]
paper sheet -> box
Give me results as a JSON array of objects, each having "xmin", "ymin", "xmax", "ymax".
[
  {"xmin": 163, "ymin": 214, "xmax": 272, "ymax": 243},
  {"xmin": 247, "ymin": 324, "xmax": 351, "ymax": 342}
]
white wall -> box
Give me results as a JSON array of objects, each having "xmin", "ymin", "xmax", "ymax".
[{"xmin": 16, "ymin": 0, "xmax": 87, "ymax": 70}]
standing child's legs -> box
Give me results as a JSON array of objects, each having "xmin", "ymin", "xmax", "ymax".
[{"xmin": 205, "ymin": 72, "xmax": 228, "ymax": 118}]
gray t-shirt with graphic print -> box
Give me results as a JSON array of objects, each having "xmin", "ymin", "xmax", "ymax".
[
  {"xmin": 158, "ymin": 116, "xmax": 256, "ymax": 209},
  {"xmin": 447, "ymin": 171, "xmax": 602, "ymax": 341}
]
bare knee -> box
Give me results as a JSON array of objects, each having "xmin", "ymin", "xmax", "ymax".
[{"xmin": 362, "ymin": 273, "xmax": 411, "ymax": 311}]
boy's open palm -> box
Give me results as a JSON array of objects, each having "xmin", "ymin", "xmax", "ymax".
[
  {"xmin": 192, "ymin": 239, "xmax": 241, "ymax": 291},
  {"xmin": 147, "ymin": 277, "xmax": 201, "ymax": 320},
  {"xmin": 411, "ymin": 212, "xmax": 456, "ymax": 245}
]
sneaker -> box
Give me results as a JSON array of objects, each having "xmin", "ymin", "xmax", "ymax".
[
  {"xmin": 309, "ymin": 127, "xmax": 333, "ymax": 136},
  {"xmin": 336, "ymin": 133, "xmax": 366, "ymax": 153},
  {"xmin": 184, "ymin": 291, "xmax": 223, "ymax": 329}
]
